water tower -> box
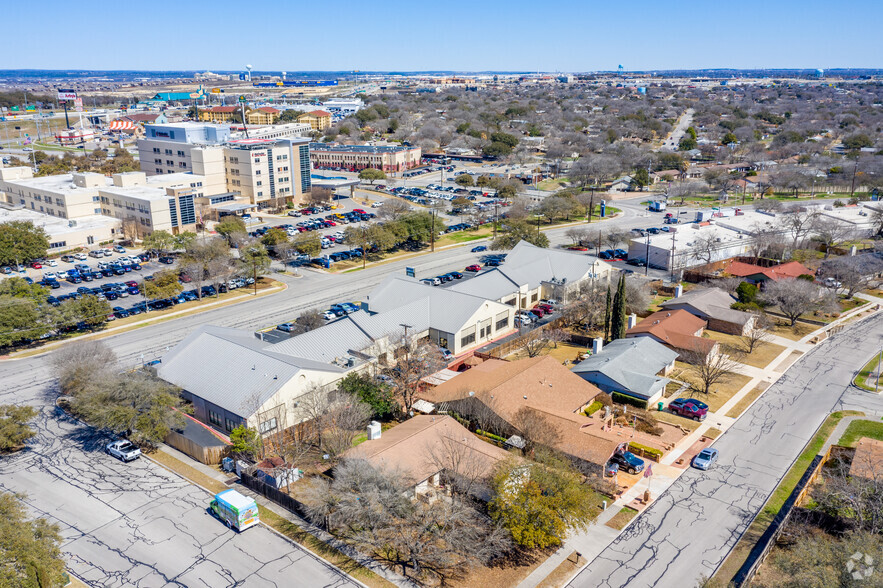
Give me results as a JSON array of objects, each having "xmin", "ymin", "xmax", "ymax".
[
  {"xmin": 618, "ymin": 64, "xmax": 624, "ymax": 76},
  {"xmin": 246, "ymin": 64, "xmax": 253, "ymax": 81},
  {"xmin": 281, "ymin": 71, "xmax": 287, "ymax": 80},
  {"xmin": 816, "ymin": 69, "xmax": 824, "ymax": 79}
]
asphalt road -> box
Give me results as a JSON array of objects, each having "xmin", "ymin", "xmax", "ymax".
[
  {"xmin": 567, "ymin": 312, "xmax": 883, "ymax": 588},
  {"xmin": 0, "ymin": 195, "xmax": 749, "ymax": 584}
]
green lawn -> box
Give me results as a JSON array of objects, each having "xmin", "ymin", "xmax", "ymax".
[
  {"xmin": 854, "ymin": 352, "xmax": 883, "ymax": 391},
  {"xmin": 838, "ymin": 419, "xmax": 883, "ymax": 448}
]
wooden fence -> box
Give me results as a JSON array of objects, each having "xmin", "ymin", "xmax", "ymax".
[
  {"xmin": 732, "ymin": 445, "xmax": 832, "ymax": 586},
  {"xmin": 164, "ymin": 430, "xmax": 229, "ymax": 465},
  {"xmin": 240, "ymin": 470, "xmax": 310, "ymax": 519},
  {"xmin": 483, "ymin": 317, "xmax": 568, "ymax": 358}
]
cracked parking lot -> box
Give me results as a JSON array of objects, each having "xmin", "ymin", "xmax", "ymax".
[{"xmin": 0, "ymin": 369, "xmax": 356, "ymax": 587}]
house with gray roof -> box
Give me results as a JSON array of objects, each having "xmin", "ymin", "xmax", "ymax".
[
  {"xmin": 449, "ymin": 241, "xmax": 611, "ymax": 309},
  {"xmin": 571, "ymin": 337, "xmax": 678, "ymax": 404},
  {"xmin": 660, "ymin": 287, "xmax": 755, "ymax": 335}
]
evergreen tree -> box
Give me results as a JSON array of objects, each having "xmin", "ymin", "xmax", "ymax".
[
  {"xmin": 610, "ymin": 275, "xmax": 627, "ymax": 340},
  {"xmin": 604, "ymin": 285, "xmax": 612, "ymax": 340}
]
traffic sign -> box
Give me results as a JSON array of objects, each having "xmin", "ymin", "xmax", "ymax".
[
  {"xmin": 405, "ymin": 267, "xmax": 415, "ymax": 278},
  {"xmin": 238, "ymin": 96, "xmax": 246, "ymax": 103}
]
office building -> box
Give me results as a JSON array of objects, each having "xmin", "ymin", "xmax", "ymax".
[
  {"xmin": 297, "ymin": 110, "xmax": 332, "ymax": 131},
  {"xmin": 225, "ymin": 137, "xmax": 311, "ymax": 206},
  {"xmin": 245, "ymin": 107, "xmax": 280, "ymax": 125},
  {"xmin": 310, "ymin": 142, "xmax": 421, "ymax": 173}
]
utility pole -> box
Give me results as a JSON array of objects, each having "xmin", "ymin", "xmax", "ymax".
[
  {"xmin": 850, "ymin": 158, "xmax": 859, "ymax": 196},
  {"xmin": 493, "ymin": 201, "xmax": 499, "ymax": 240},
  {"xmin": 669, "ymin": 229, "xmax": 677, "ymax": 282},
  {"xmin": 644, "ymin": 233, "xmax": 650, "ymax": 276},
  {"xmin": 430, "ymin": 207, "xmax": 436, "ymax": 252}
]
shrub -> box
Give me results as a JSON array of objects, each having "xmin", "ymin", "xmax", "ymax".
[
  {"xmin": 584, "ymin": 401, "xmax": 604, "ymax": 417},
  {"xmin": 628, "ymin": 442, "xmax": 663, "ymax": 461},
  {"xmin": 736, "ymin": 281, "xmax": 758, "ymax": 304},
  {"xmin": 732, "ymin": 301, "xmax": 763, "ymax": 312},
  {"xmin": 476, "ymin": 429, "xmax": 508, "ymax": 443},
  {"xmin": 612, "ymin": 392, "xmax": 648, "ymax": 410}
]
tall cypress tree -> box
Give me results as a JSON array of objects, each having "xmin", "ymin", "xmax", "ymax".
[
  {"xmin": 610, "ymin": 274, "xmax": 627, "ymax": 340},
  {"xmin": 604, "ymin": 285, "xmax": 612, "ymax": 341}
]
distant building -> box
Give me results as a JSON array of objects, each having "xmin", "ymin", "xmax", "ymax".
[
  {"xmin": 310, "ymin": 142, "xmax": 421, "ymax": 173},
  {"xmin": 297, "ymin": 110, "xmax": 332, "ymax": 131},
  {"xmin": 200, "ymin": 106, "xmax": 238, "ymax": 123},
  {"xmin": 246, "ymin": 107, "xmax": 280, "ymax": 125}
]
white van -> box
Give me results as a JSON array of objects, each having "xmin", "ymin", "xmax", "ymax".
[{"xmin": 422, "ymin": 277, "xmax": 441, "ymax": 286}]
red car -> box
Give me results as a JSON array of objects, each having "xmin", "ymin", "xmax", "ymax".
[
  {"xmin": 352, "ymin": 209, "xmax": 366, "ymax": 214},
  {"xmin": 530, "ymin": 308, "xmax": 545, "ymax": 318},
  {"xmin": 537, "ymin": 303, "xmax": 554, "ymax": 314},
  {"xmin": 178, "ymin": 273, "xmax": 192, "ymax": 283},
  {"xmin": 31, "ymin": 262, "xmax": 42, "ymax": 269},
  {"xmin": 465, "ymin": 264, "xmax": 481, "ymax": 272},
  {"xmin": 125, "ymin": 280, "xmax": 138, "ymax": 288}
]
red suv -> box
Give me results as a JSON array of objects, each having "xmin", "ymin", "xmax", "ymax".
[
  {"xmin": 530, "ymin": 308, "xmax": 545, "ymax": 318},
  {"xmin": 465, "ymin": 264, "xmax": 481, "ymax": 272},
  {"xmin": 537, "ymin": 303, "xmax": 554, "ymax": 314}
]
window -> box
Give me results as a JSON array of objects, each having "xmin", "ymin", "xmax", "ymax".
[
  {"xmin": 178, "ymin": 193, "xmax": 196, "ymax": 225},
  {"xmin": 255, "ymin": 170, "xmax": 261, "ymax": 175},
  {"xmin": 154, "ymin": 158, "xmax": 162, "ymax": 164},
  {"xmin": 479, "ymin": 318, "xmax": 492, "ymax": 339},
  {"xmin": 164, "ymin": 149, "xmax": 172, "ymax": 155},
  {"xmin": 496, "ymin": 311, "xmax": 509, "ymax": 331},
  {"xmin": 256, "ymin": 181, "xmax": 262, "ymax": 186},
  {"xmin": 531, "ymin": 293, "xmax": 538, "ymax": 303},
  {"xmin": 86, "ymin": 236, "xmax": 94, "ymax": 245},
  {"xmin": 208, "ymin": 410, "xmax": 222, "ymax": 426},
  {"xmin": 259, "ymin": 417, "xmax": 277, "ymax": 434},
  {"xmin": 224, "ymin": 418, "xmax": 237, "ymax": 432},
  {"xmin": 49, "ymin": 241, "xmax": 66, "ymax": 249},
  {"xmin": 177, "ymin": 150, "xmax": 185, "ymax": 157},
  {"xmin": 166, "ymin": 160, "xmax": 174, "ymax": 166},
  {"xmin": 460, "ymin": 325, "xmax": 476, "ymax": 348}
]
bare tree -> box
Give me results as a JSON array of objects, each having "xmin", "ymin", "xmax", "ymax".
[
  {"xmin": 683, "ymin": 345, "xmax": 743, "ymax": 397},
  {"xmin": 624, "ymin": 276, "xmax": 652, "ymax": 315},
  {"xmin": 565, "ymin": 226, "xmax": 591, "ymax": 245},
  {"xmin": 308, "ymin": 187, "xmax": 333, "ymax": 205},
  {"xmin": 376, "ymin": 199, "xmax": 411, "ymax": 220},
  {"xmin": 383, "ymin": 337, "xmax": 447, "ymax": 415},
  {"xmin": 742, "ymin": 313, "xmax": 773, "ymax": 353},
  {"xmin": 427, "ymin": 432, "xmax": 498, "ymax": 504},
  {"xmin": 562, "ymin": 282, "xmax": 606, "ymax": 332},
  {"xmin": 779, "ymin": 206, "xmax": 821, "ymax": 250},
  {"xmin": 818, "ymin": 255, "xmax": 883, "ymax": 299},
  {"xmin": 759, "ymin": 278, "xmax": 823, "ymax": 326},
  {"xmin": 814, "ymin": 455, "xmax": 883, "ymax": 535},
  {"xmin": 602, "ymin": 229, "xmax": 630, "ymax": 252},
  {"xmin": 811, "ymin": 217, "xmax": 854, "ymax": 258},
  {"xmin": 294, "ymin": 309, "xmax": 325, "ymax": 333},
  {"xmin": 517, "ymin": 328, "xmax": 564, "ymax": 358},
  {"xmin": 299, "ymin": 458, "xmax": 510, "ymax": 584},
  {"xmin": 513, "ymin": 407, "xmax": 562, "ymax": 454},
  {"xmin": 50, "ymin": 340, "xmax": 118, "ymax": 394},
  {"xmin": 293, "ymin": 386, "xmax": 372, "ymax": 456},
  {"xmin": 691, "ymin": 232, "xmax": 720, "ymax": 265}
]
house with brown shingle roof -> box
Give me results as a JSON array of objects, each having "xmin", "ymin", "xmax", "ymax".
[
  {"xmin": 342, "ymin": 415, "xmax": 512, "ymax": 499},
  {"xmin": 725, "ymin": 260, "xmax": 813, "ymax": 284},
  {"xmin": 626, "ymin": 309, "xmax": 718, "ymax": 360},
  {"xmin": 417, "ymin": 356, "xmax": 649, "ymax": 475},
  {"xmin": 660, "ymin": 287, "xmax": 756, "ymax": 335}
]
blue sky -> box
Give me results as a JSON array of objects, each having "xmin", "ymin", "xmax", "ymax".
[{"xmin": 7, "ymin": 0, "xmax": 882, "ymax": 71}]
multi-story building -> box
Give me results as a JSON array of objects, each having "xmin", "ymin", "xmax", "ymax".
[
  {"xmin": 137, "ymin": 123, "xmax": 313, "ymax": 208},
  {"xmin": 200, "ymin": 106, "xmax": 238, "ymax": 123},
  {"xmin": 310, "ymin": 143, "xmax": 421, "ymax": 173},
  {"xmin": 224, "ymin": 137, "xmax": 311, "ymax": 207},
  {"xmin": 296, "ymin": 110, "xmax": 332, "ymax": 131},
  {"xmin": 229, "ymin": 122, "xmax": 311, "ymax": 141},
  {"xmin": 246, "ymin": 107, "xmax": 280, "ymax": 125},
  {"xmin": 137, "ymin": 123, "xmax": 230, "ymax": 195}
]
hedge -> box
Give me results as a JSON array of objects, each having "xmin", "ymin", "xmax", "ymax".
[
  {"xmin": 476, "ymin": 429, "xmax": 508, "ymax": 443},
  {"xmin": 628, "ymin": 442, "xmax": 663, "ymax": 460},
  {"xmin": 612, "ymin": 392, "xmax": 648, "ymax": 410},
  {"xmin": 584, "ymin": 401, "xmax": 604, "ymax": 417}
]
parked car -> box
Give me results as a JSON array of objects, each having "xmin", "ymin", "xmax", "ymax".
[
  {"xmin": 692, "ymin": 448, "xmax": 719, "ymax": 470},
  {"xmin": 422, "ymin": 277, "xmax": 441, "ymax": 286},
  {"xmin": 439, "ymin": 347, "xmax": 454, "ymax": 360},
  {"xmin": 668, "ymin": 398, "xmax": 708, "ymax": 421},
  {"xmin": 276, "ymin": 323, "xmax": 296, "ymax": 333},
  {"xmin": 609, "ymin": 451, "xmax": 645, "ymax": 475},
  {"xmin": 106, "ymin": 439, "xmax": 141, "ymax": 462},
  {"xmin": 604, "ymin": 462, "xmax": 619, "ymax": 478},
  {"xmin": 113, "ymin": 245, "xmax": 126, "ymax": 253},
  {"xmin": 465, "ymin": 264, "xmax": 481, "ymax": 272},
  {"xmin": 158, "ymin": 256, "xmax": 175, "ymax": 264}
]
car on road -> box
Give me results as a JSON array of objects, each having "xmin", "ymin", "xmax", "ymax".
[
  {"xmin": 668, "ymin": 398, "xmax": 708, "ymax": 421},
  {"xmin": 276, "ymin": 323, "xmax": 296, "ymax": 333},
  {"xmin": 692, "ymin": 448, "xmax": 719, "ymax": 470},
  {"xmin": 609, "ymin": 451, "xmax": 645, "ymax": 475},
  {"xmin": 471, "ymin": 245, "xmax": 487, "ymax": 252},
  {"xmin": 106, "ymin": 439, "xmax": 141, "ymax": 462}
]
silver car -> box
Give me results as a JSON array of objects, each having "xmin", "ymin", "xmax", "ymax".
[
  {"xmin": 106, "ymin": 440, "xmax": 142, "ymax": 462},
  {"xmin": 692, "ymin": 448, "xmax": 718, "ymax": 470}
]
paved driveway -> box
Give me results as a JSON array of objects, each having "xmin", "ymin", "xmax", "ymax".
[{"xmin": 567, "ymin": 313, "xmax": 883, "ymax": 588}]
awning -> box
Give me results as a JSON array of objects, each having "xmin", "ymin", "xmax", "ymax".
[{"xmin": 109, "ymin": 120, "xmax": 136, "ymax": 131}]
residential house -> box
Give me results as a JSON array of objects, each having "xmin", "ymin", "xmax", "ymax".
[
  {"xmin": 341, "ymin": 415, "xmax": 512, "ymax": 499},
  {"xmin": 449, "ymin": 240, "xmax": 612, "ymax": 309},
  {"xmin": 297, "ymin": 110, "xmax": 333, "ymax": 131},
  {"xmin": 417, "ymin": 356, "xmax": 647, "ymax": 475},
  {"xmin": 571, "ymin": 338, "xmax": 678, "ymax": 404},
  {"xmin": 724, "ymin": 260, "xmax": 813, "ymax": 285},
  {"xmin": 608, "ymin": 175, "xmax": 635, "ymax": 192},
  {"xmin": 246, "ymin": 107, "xmax": 280, "ymax": 125},
  {"xmin": 626, "ymin": 309, "xmax": 718, "ymax": 359},
  {"xmin": 651, "ymin": 169, "xmax": 684, "ymax": 183},
  {"xmin": 660, "ymin": 287, "xmax": 756, "ymax": 335}
]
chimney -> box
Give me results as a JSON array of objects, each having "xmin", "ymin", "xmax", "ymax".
[
  {"xmin": 628, "ymin": 314, "xmax": 637, "ymax": 329},
  {"xmin": 674, "ymin": 284, "xmax": 684, "ymax": 297},
  {"xmin": 367, "ymin": 421, "xmax": 382, "ymax": 440},
  {"xmin": 592, "ymin": 337, "xmax": 603, "ymax": 355}
]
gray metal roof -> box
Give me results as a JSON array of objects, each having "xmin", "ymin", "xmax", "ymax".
[
  {"xmin": 366, "ymin": 275, "xmax": 497, "ymax": 334},
  {"xmin": 571, "ymin": 338, "xmax": 677, "ymax": 398},
  {"xmin": 450, "ymin": 241, "xmax": 611, "ymax": 300},
  {"xmin": 158, "ymin": 326, "xmax": 342, "ymax": 417},
  {"xmin": 661, "ymin": 287, "xmax": 752, "ymax": 325}
]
